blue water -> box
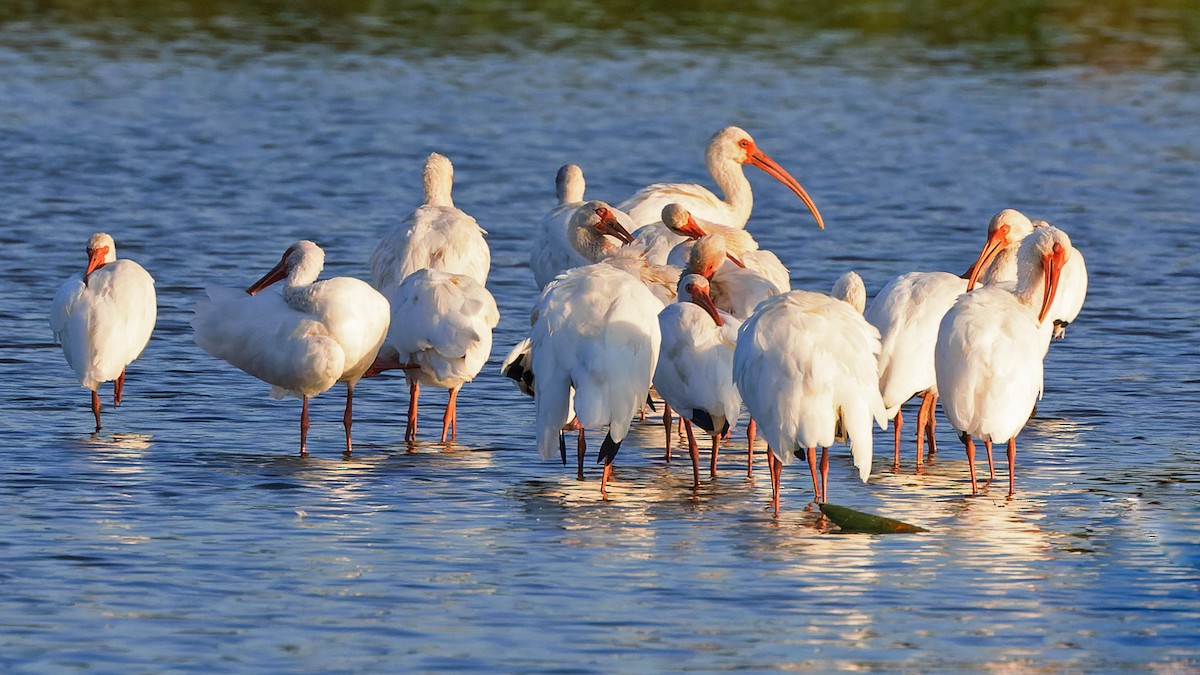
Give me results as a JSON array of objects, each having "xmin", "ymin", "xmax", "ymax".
[{"xmin": 1, "ymin": 7, "xmax": 1198, "ymax": 672}]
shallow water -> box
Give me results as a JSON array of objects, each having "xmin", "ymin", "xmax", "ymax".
[{"xmin": 1, "ymin": 4, "xmax": 1199, "ymax": 672}]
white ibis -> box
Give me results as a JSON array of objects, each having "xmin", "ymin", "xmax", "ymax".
[
  {"xmin": 685, "ymin": 235, "xmax": 781, "ymax": 319},
  {"xmin": 384, "ymin": 269, "xmax": 500, "ymax": 443},
  {"xmin": 734, "ymin": 291, "xmax": 886, "ymax": 516},
  {"xmin": 935, "ymin": 226, "xmax": 1074, "ymax": 496},
  {"xmin": 864, "ymin": 209, "xmax": 1035, "ymax": 471},
  {"xmin": 370, "ymin": 152, "xmax": 490, "ymax": 292},
  {"xmin": 1031, "ymin": 220, "xmax": 1088, "ymax": 339},
  {"xmin": 531, "ymin": 261, "xmax": 664, "ymax": 497},
  {"xmin": 530, "ymin": 165, "xmax": 638, "ymax": 289},
  {"xmin": 50, "ymin": 233, "xmax": 157, "ymax": 432},
  {"xmin": 654, "ymin": 274, "xmax": 742, "ymax": 488},
  {"xmin": 662, "ymin": 203, "xmax": 791, "ymax": 292},
  {"xmin": 618, "ymin": 126, "xmax": 826, "ymax": 230},
  {"xmin": 192, "ymin": 241, "xmax": 390, "ymax": 455}
]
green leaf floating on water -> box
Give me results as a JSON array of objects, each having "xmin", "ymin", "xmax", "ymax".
[{"xmin": 819, "ymin": 503, "xmax": 928, "ymax": 534}]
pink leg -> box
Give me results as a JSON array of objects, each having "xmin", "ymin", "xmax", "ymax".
[
  {"xmin": 343, "ymin": 381, "xmax": 355, "ymax": 455},
  {"xmin": 299, "ymin": 395, "xmax": 310, "ymax": 457},
  {"xmin": 769, "ymin": 447, "xmax": 782, "ymax": 517},
  {"xmin": 710, "ymin": 434, "xmax": 721, "ymax": 483},
  {"xmin": 806, "ymin": 446, "xmax": 820, "ymax": 507},
  {"xmin": 682, "ymin": 418, "xmax": 701, "ymax": 490},
  {"xmin": 91, "ymin": 390, "xmax": 102, "ymax": 432},
  {"xmin": 1007, "ymin": 437, "xmax": 1017, "ymax": 497},
  {"xmin": 819, "ymin": 447, "xmax": 829, "ymax": 504},
  {"xmin": 964, "ymin": 435, "xmax": 977, "ymax": 494},
  {"xmin": 925, "ymin": 392, "xmax": 939, "ymax": 456},
  {"xmin": 441, "ymin": 388, "xmax": 459, "ymax": 442},
  {"xmin": 746, "ymin": 418, "xmax": 757, "ymax": 477},
  {"xmin": 662, "ymin": 403, "xmax": 673, "ymax": 462},
  {"xmin": 915, "ymin": 392, "xmax": 934, "ymax": 467},
  {"xmin": 114, "ymin": 368, "xmax": 126, "ymax": 406},
  {"xmin": 600, "ymin": 458, "xmax": 614, "ymax": 499},
  {"xmin": 984, "ymin": 438, "xmax": 996, "ymax": 482},
  {"xmin": 576, "ymin": 424, "xmax": 586, "ymax": 481},
  {"xmin": 405, "ymin": 380, "xmax": 420, "ymax": 442},
  {"xmin": 892, "ymin": 409, "xmax": 903, "ymax": 471}
]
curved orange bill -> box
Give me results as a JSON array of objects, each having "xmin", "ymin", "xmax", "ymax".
[
  {"xmin": 725, "ymin": 252, "xmax": 746, "ymax": 268},
  {"xmin": 1038, "ymin": 244, "xmax": 1067, "ymax": 324},
  {"xmin": 687, "ymin": 283, "xmax": 724, "ymax": 327},
  {"xmin": 594, "ymin": 207, "xmax": 636, "ymax": 244},
  {"xmin": 748, "ymin": 148, "xmax": 825, "ymax": 230},
  {"xmin": 677, "ymin": 215, "xmax": 709, "ymax": 239},
  {"xmin": 246, "ymin": 252, "xmax": 290, "ymax": 295},
  {"xmin": 965, "ymin": 227, "xmax": 1009, "ymax": 292},
  {"xmin": 83, "ymin": 245, "xmax": 110, "ymax": 285}
]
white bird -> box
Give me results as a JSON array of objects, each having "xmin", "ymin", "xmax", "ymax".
[
  {"xmin": 1031, "ymin": 220, "xmax": 1088, "ymax": 339},
  {"xmin": 654, "ymin": 274, "xmax": 742, "ymax": 487},
  {"xmin": 734, "ymin": 291, "xmax": 886, "ymax": 516},
  {"xmin": 50, "ymin": 233, "xmax": 157, "ymax": 432},
  {"xmin": 530, "ymin": 165, "xmax": 638, "ymax": 289},
  {"xmin": 500, "ymin": 203, "xmax": 640, "ymax": 398},
  {"xmin": 370, "ymin": 152, "xmax": 490, "ymax": 293},
  {"xmin": 864, "ymin": 209, "xmax": 1035, "ymax": 471},
  {"xmin": 831, "ymin": 271, "xmax": 867, "ymax": 314},
  {"xmin": 686, "ymin": 235, "xmax": 781, "ymax": 319},
  {"xmin": 193, "ymin": 241, "xmax": 390, "ymax": 455},
  {"xmin": 384, "ymin": 269, "xmax": 500, "ymax": 442},
  {"xmin": 531, "ymin": 262, "xmax": 664, "ymax": 497},
  {"xmin": 935, "ymin": 226, "xmax": 1073, "ymax": 496},
  {"xmin": 368, "ymin": 152, "xmax": 495, "ymax": 436},
  {"xmin": 618, "ymin": 126, "xmax": 826, "ymax": 231},
  {"xmin": 662, "ymin": 203, "xmax": 791, "ymax": 292}
]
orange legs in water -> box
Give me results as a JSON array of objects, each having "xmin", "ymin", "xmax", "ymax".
[
  {"xmin": 342, "ymin": 381, "xmax": 355, "ymax": 454},
  {"xmin": 299, "ymin": 395, "xmax": 311, "ymax": 456},
  {"xmin": 91, "ymin": 368, "xmax": 129, "ymax": 432},
  {"xmin": 662, "ymin": 403, "xmax": 673, "ymax": 462},
  {"xmin": 91, "ymin": 390, "xmax": 102, "ymax": 432},
  {"xmin": 405, "ymin": 380, "xmax": 420, "ymax": 442},
  {"xmin": 682, "ymin": 418, "xmax": 701, "ymax": 490},
  {"xmin": 893, "ymin": 390, "xmax": 940, "ymax": 472},
  {"xmin": 440, "ymin": 388, "xmax": 459, "ymax": 442},
  {"xmin": 746, "ymin": 418, "xmax": 757, "ymax": 477}
]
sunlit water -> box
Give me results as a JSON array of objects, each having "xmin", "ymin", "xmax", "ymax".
[{"xmin": 1, "ymin": 10, "xmax": 1198, "ymax": 672}]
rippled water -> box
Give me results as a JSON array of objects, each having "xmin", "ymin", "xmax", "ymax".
[{"xmin": 1, "ymin": 6, "xmax": 1198, "ymax": 672}]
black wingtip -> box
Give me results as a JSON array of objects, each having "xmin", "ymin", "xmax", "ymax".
[
  {"xmin": 690, "ymin": 409, "xmax": 715, "ymax": 434},
  {"xmin": 559, "ymin": 430, "xmax": 567, "ymax": 465},
  {"xmin": 597, "ymin": 433, "xmax": 622, "ymax": 464},
  {"xmin": 645, "ymin": 394, "xmax": 657, "ymax": 412}
]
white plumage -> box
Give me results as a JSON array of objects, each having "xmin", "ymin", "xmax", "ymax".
[
  {"xmin": 192, "ymin": 240, "xmax": 390, "ymax": 455},
  {"xmin": 935, "ymin": 226, "xmax": 1073, "ymax": 496},
  {"xmin": 864, "ymin": 208, "xmax": 1035, "ymax": 470},
  {"xmin": 830, "ymin": 271, "xmax": 867, "ymax": 314},
  {"xmin": 530, "ymin": 164, "xmax": 638, "ymax": 289},
  {"xmin": 370, "ymin": 152, "xmax": 490, "ymax": 294},
  {"xmin": 1031, "ymin": 220, "xmax": 1088, "ymax": 339},
  {"xmin": 733, "ymin": 291, "xmax": 886, "ymax": 515},
  {"xmin": 654, "ymin": 274, "xmax": 742, "ymax": 487},
  {"xmin": 662, "ymin": 203, "xmax": 792, "ymax": 292},
  {"xmin": 531, "ymin": 262, "xmax": 664, "ymax": 496},
  {"xmin": 50, "ymin": 232, "xmax": 157, "ymax": 431},
  {"xmin": 618, "ymin": 126, "xmax": 825, "ymax": 230},
  {"xmin": 385, "ymin": 268, "xmax": 500, "ymax": 442},
  {"xmin": 686, "ymin": 235, "xmax": 781, "ymax": 319}
]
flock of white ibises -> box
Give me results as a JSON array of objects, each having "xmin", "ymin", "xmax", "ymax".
[{"xmin": 50, "ymin": 126, "xmax": 1087, "ymax": 516}]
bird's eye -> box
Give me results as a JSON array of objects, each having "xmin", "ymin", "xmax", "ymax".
[
  {"xmin": 1052, "ymin": 242, "xmax": 1064, "ymax": 254},
  {"xmin": 738, "ymin": 139, "xmax": 750, "ymax": 148}
]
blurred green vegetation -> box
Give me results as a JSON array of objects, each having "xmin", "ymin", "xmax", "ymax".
[{"xmin": 2, "ymin": 0, "xmax": 1198, "ymax": 68}]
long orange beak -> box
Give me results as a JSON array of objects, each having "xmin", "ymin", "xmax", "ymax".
[
  {"xmin": 594, "ymin": 207, "xmax": 636, "ymax": 244},
  {"xmin": 246, "ymin": 252, "xmax": 290, "ymax": 295},
  {"xmin": 676, "ymin": 214, "xmax": 709, "ymax": 239},
  {"xmin": 686, "ymin": 283, "xmax": 723, "ymax": 327},
  {"xmin": 746, "ymin": 146, "xmax": 825, "ymax": 230},
  {"xmin": 83, "ymin": 245, "xmax": 109, "ymax": 286},
  {"xmin": 965, "ymin": 225, "xmax": 1010, "ymax": 292},
  {"xmin": 725, "ymin": 252, "xmax": 746, "ymax": 268},
  {"xmin": 1038, "ymin": 243, "xmax": 1067, "ymax": 324}
]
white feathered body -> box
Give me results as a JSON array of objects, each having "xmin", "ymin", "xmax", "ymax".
[
  {"xmin": 935, "ymin": 286, "xmax": 1053, "ymax": 443},
  {"xmin": 370, "ymin": 204, "xmax": 490, "ymax": 294},
  {"xmin": 733, "ymin": 291, "xmax": 886, "ymax": 478},
  {"xmin": 654, "ymin": 304, "xmax": 742, "ymax": 435},
  {"xmin": 864, "ymin": 271, "xmax": 967, "ymax": 416},
  {"xmin": 531, "ymin": 263, "xmax": 663, "ymax": 460},
  {"xmin": 51, "ymin": 260, "xmax": 157, "ymax": 391},
  {"xmin": 386, "ymin": 269, "xmax": 500, "ymax": 389},
  {"xmin": 192, "ymin": 277, "xmax": 390, "ymax": 399}
]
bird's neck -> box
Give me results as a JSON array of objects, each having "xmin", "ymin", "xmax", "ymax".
[
  {"xmin": 710, "ymin": 159, "xmax": 752, "ymax": 226},
  {"xmin": 982, "ymin": 244, "xmax": 1020, "ymax": 286},
  {"xmin": 572, "ymin": 227, "xmax": 620, "ymax": 263}
]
